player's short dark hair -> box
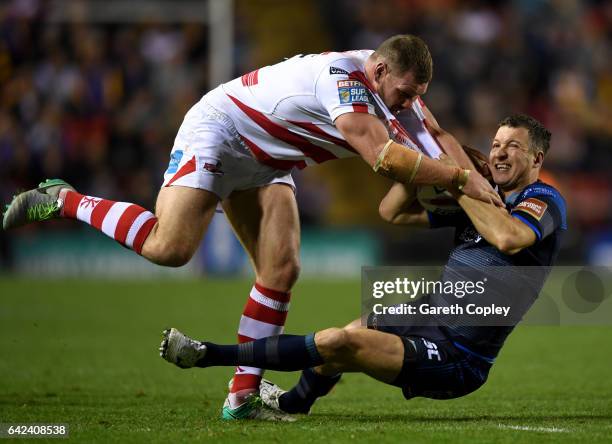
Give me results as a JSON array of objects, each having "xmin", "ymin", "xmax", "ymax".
[
  {"xmin": 374, "ymin": 34, "xmax": 433, "ymax": 84},
  {"xmin": 498, "ymin": 114, "xmax": 551, "ymax": 155}
]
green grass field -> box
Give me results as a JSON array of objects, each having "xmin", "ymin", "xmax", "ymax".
[{"xmin": 1, "ymin": 278, "xmax": 611, "ymax": 443}]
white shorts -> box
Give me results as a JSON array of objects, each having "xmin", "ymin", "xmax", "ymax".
[{"xmin": 162, "ymin": 97, "xmax": 295, "ymax": 200}]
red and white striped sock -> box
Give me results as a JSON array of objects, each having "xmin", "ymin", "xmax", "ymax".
[
  {"xmin": 229, "ymin": 283, "xmax": 291, "ymax": 407},
  {"xmin": 60, "ymin": 190, "xmax": 157, "ymax": 254}
]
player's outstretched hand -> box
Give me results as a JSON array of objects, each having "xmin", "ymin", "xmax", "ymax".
[{"xmin": 462, "ymin": 170, "xmax": 504, "ymax": 207}]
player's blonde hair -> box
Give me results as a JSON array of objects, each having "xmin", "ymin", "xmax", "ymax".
[{"xmin": 374, "ymin": 34, "xmax": 433, "ymax": 83}]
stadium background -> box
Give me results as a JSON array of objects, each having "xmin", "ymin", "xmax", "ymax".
[
  {"xmin": 1, "ymin": 1, "xmax": 611, "ymax": 442},
  {"xmin": 0, "ymin": 0, "xmax": 611, "ymax": 277}
]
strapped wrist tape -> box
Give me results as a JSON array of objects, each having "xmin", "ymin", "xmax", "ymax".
[
  {"xmin": 453, "ymin": 169, "xmax": 470, "ymax": 191},
  {"xmin": 373, "ymin": 140, "xmax": 423, "ymax": 184}
]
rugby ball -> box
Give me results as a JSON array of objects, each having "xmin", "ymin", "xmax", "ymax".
[{"xmin": 416, "ymin": 185, "xmax": 462, "ymax": 215}]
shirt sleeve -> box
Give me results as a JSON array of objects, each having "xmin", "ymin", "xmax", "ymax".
[
  {"xmin": 510, "ymin": 185, "xmax": 567, "ymax": 241},
  {"xmin": 314, "ymin": 58, "xmax": 377, "ymax": 122}
]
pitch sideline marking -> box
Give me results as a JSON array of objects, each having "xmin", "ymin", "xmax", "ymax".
[{"xmin": 498, "ymin": 424, "xmax": 569, "ymax": 433}]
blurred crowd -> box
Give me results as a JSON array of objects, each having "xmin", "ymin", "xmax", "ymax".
[
  {"xmin": 1, "ymin": 0, "xmax": 611, "ymax": 266},
  {"xmin": 0, "ymin": 1, "xmax": 210, "ymax": 212}
]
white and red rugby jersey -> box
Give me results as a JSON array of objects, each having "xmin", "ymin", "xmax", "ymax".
[{"xmin": 204, "ymin": 50, "xmax": 442, "ymax": 170}]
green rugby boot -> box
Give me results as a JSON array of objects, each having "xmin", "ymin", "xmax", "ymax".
[
  {"xmin": 2, "ymin": 179, "xmax": 74, "ymax": 230},
  {"xmin": 221, "ymin": 393, "xmax": 296, "ymax": 422}
]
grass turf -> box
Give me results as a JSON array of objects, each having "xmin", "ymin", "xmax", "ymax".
[{"xmin": 0, "ymin": 278, "xmax": 610, "ymax": 443}]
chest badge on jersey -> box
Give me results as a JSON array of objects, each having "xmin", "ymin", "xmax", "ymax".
[{"xmin": 337, "ymin": 80, "xmax": 371, "ymax": 104}]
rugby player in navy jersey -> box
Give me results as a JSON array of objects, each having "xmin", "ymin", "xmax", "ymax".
[{"xmin": 159, "ymin": 114, "xmax": 567, "ymax": 417}]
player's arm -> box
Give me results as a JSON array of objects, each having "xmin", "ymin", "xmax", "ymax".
[
  {"xmin": 335, "ymin": 113, "xmax": 502, "ymax": 206},
  {"xmin": 419, "ymin": 103, "xmax": 475, "ymax": 170},
  {"xmin": 378, "ymin": 182, "xmax": 429, "ymax": 226},
  {"xmin": 452, "ymin": 192, "xmax": 536, "ymax": 254},
  {"xmin": 436, "ymin": 152, "xmax": 533, "ymax": 253}
]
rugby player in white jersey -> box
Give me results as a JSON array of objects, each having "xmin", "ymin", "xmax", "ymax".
[{"xmin": 3, "ymin": 35, "xmax": 501, "ymax": 420}]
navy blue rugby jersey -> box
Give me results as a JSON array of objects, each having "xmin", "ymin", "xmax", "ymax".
[{"xmin": 425, "ymin": 180, "xmax": 567, "ymax": 360}]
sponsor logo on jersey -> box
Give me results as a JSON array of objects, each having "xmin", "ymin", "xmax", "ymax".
[
  {"xmin": 203, "ymin": 160, "xmax": 224, "ymax": 176},
  {"xmin": 166, "ymin": 150, "xmax": 184, "ymax": 174},
  {"xmin": 337, "ymin": 80, "xmax": 371, "ymax": 104},
  {"xmin": 329, "ymin": 66, "xmax": 349, "ymax": 75},
  {"xmin": 459, "ymin": 226, "xmax": 482, "ymax": 243},
  {"xmin": 515, "ymin": 197, "xmax": 547, "ymax": 220}
]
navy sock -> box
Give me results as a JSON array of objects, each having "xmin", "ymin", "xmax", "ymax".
[
  {"xmin": 196, "ymin": 334, "xmax": 324, "ymax": 371},
  {"xmin": 278, "ymin": 367, "xmax": 341, "ymax": 414}
]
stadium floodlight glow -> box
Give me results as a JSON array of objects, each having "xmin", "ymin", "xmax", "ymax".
[{"xmin": 46, "ymin": 0, "xmax": 234, "ymax": 88}]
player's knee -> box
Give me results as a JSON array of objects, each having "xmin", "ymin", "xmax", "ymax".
[
  {"xmin": 162, "ymin": 243, "xmax": 195, "ymax": 267},
  {"xmin": 342, "ymin": 329, "xmax": 364, "ymax": 353},
  {"xmin": 164, "ymin": 248, "xmax": 194, "ymax": 267},
  {"xmin": 315, "ymin": 328, "xmax": 352, "ymax": 359},
  {"xmin": 145, "ymin": 238, "xmax": 195, "ymax": 267}
]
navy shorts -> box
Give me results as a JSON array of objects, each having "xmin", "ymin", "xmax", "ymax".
[{"xmin": 368, "ymin": 314, "xmax": 492, "ymax": 400}]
